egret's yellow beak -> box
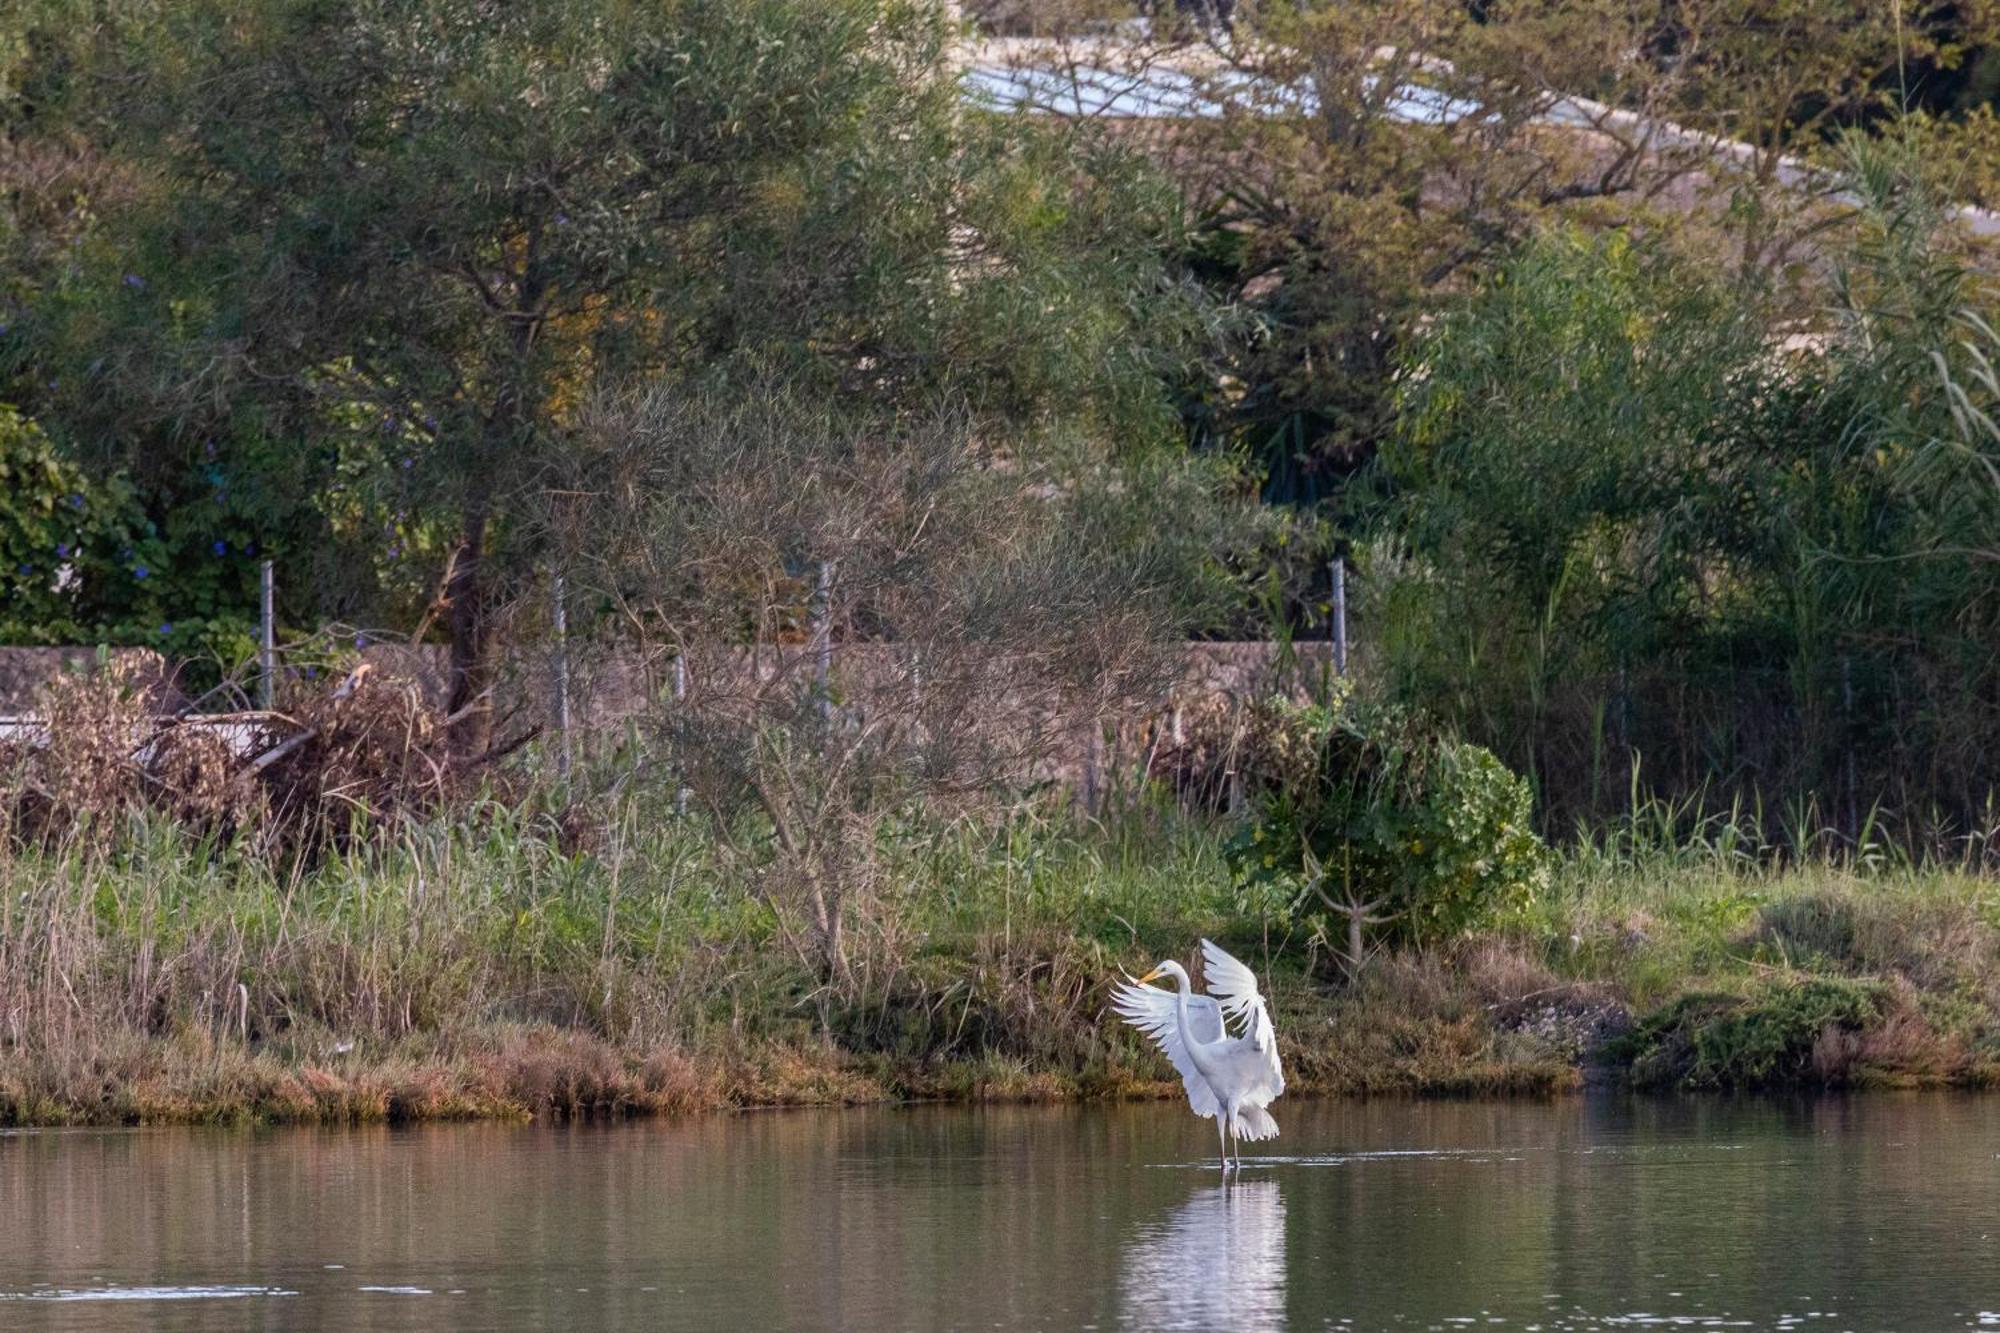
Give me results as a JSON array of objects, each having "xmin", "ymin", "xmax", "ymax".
[{"xmin": 1135, "ymin": 966, "xmax": 1167, "ymax": 985}]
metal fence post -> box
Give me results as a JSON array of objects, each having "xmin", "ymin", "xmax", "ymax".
[
  {"xmin": 552, "ymin": 573, "xmax": 572, "ymax": 779},
  {"xmin": 673, "ymin": 652, "xmax": 689, "ymax": 816},
  {"xmin": 1843, "ymin": 655, "xmax": 1858, "ymax": 843},
  {"xmin": 1331, "ymin": 555, "xmax": 1349, "ymax": 675},
  {"xmin": 258, "ymin": 559, "xmax": 276, "ymax": 710},
  {"xmin": 813, "ymin": 560, "xmax": 834, "ymax": 723}
]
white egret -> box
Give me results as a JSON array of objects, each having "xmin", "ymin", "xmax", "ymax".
[{"xmin": 1111, "ymin": 938, "xmax": 1285, "ymax": 1170}]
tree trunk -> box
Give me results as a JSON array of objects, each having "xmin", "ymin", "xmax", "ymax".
[
  {"xmin": 443, "ymin": 237, "xmax": 547, "ymax": 763},
  {"xmin": 445, "ymin": 506, "xmax": 493, "ymax": 760},
  {"xmin": 808, "ymin": 875, "xmax": 851, "ymax": 992}
]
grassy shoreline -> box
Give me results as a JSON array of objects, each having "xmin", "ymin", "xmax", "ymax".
[{"xmin": 4, "ymin": 813, "xmax": 1998, "ymax": 1126}]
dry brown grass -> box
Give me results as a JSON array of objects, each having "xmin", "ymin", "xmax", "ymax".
[
  {"xmin": 1148, "ymin": 693, "xmax": 1325, "ymax": 812},
  {"xmin": 0, "ymin": 1024, "xmax": 888, "ymax": 1126},
  {"xmin": 1, "ymin": 658, "xmax": 152, "ymax": 843},
  {"xmin": 1267, "ymin": 949, "xmax": 1583, "ymax": 1097},
  {"xmin": 256, "ymin": 669, "xmax": 470, "ymax": 857}
]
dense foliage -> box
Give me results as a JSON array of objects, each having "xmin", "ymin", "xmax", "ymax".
[
  {"xmin": 1115, "ymin": 0, "xmax": 1999, "ymax": 501},
  {"xmin": 1228, "ymin": 702, "xmax": 1549, "ymax": 970},
  {"xmin": 1375, "ymin": 151, "xmax": 2000, "ymax": 839},
  {"xmin": 2, "ymin": 0, "xmax": 1222, "ymax": 742},
  {"xmin": 5, "ymin": 0, "xmax": 2000, "ymax": 845},
  {"xmin": 0, "ymin": 405, "xmax": 258, "ymax": 665}
]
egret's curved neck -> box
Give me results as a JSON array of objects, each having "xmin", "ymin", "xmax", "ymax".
[{"xmin": 1168, "ymin": 969, "xmax": 1216, "ymax": 1075}]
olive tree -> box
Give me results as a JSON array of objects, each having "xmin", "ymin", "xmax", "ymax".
[{"xmin": 11, "ymin": 0, "xmax": 1206, "ymax": 752}]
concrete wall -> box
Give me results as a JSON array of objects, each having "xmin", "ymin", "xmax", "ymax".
[
  {"xmin": 0, "ymin": 639, "xmax": 1340, "ymax": 726},
  {"xmin": 0, "ymin": 648, "xmax": 185, "ymax": 716}
]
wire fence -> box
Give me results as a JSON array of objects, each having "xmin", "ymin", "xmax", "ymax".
[{"xmin": 0, "ymin": 556, "xmax": 1363, "ymax": 813}]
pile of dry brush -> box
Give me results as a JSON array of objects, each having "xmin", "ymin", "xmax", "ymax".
[
  {"xmin": 1148, "ymin": 693, "xmax": 1327, "ymax": 811},
  {"xmin": 0, "ymin": 659, "xmax": 467, "ymax": 859}
]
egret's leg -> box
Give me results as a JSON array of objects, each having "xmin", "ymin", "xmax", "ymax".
[{"xmin": 1216, "ymin": 1115, "xmax": 1228, "ymax": 1173}]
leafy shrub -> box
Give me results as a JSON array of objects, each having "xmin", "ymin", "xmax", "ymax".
[
  {"xmin": 1228, "ymin": 703, "xmax": 1548, "ymax": 967},
  {"xmin": 1373, "ymin": 161, "xmax": 2000, "ymax": 848},
  {"xmin": 1616, "ymin": 976, "xmax": 1882, "ymax": 1089}
]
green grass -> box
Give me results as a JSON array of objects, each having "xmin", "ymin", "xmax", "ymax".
[{"xmin": 2, "ymin": 805, "xmax": 1998, "ymax": 1125}]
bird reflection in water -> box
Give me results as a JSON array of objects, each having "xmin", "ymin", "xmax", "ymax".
[{"xmin": 1119, "ymin": 1179, "xmax": 1287, "ymax": 1332}]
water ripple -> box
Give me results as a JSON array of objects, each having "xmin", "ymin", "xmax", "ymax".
[{"xmin": 0, "ymin": 1284, "xmax": 297, "ymax": 1302}]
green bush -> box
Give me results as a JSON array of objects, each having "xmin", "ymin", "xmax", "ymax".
[
  {"xmin": 1228, "ymin": 704, "xmax": 1548, "ymax": 962},
  {"xmin": 1616, "ymin": 976, "xmax": 1882, "ymax": 1089}
]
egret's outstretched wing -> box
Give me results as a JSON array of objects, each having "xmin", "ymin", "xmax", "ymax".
[
  {"xmin": 1200, "ymin": 940, "xmax": 1267, "ymax": 1033},
  {"xmin": 1201, "ymin": 939, "xmax": 1284, "ymax": 1099},
  {"xmin": 1111, "ymin": 981, "xmax": 1222, "ymax": 1117}
]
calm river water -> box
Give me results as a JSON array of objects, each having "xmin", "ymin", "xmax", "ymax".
[{"xmin": 2, "ymin": 1095, "xmax": 1998, "ymax": 1331}]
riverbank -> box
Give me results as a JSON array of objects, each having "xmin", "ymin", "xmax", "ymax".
[{"xmin": 4, "ymin": 812, "xmax": 1998, "ymax": 1125}]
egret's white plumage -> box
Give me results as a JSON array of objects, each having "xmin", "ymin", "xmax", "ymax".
[{"xmin": 1111, "ymin": 938, "xmax": 1286, "ymax": 1170}]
